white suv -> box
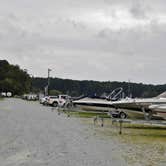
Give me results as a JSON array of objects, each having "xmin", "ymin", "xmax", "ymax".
[{"xmin": 47, "ymin": 95, "xmax": 70, "ymax": 107}]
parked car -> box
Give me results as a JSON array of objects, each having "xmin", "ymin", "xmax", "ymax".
[
  {"xmin": 47, "ymin": 95, "xmax": 71, "ymax": 107},
  {"xmin": 40, "ymin": 96, "xmax": 56, "ymax": 105},
  {"xmin": 22, "ymin": 94, "xmax": 38, "ymax": 101},
  {"xmin": 6, "ymin": 92, "xmax": 12, "ymax": 97},
  {"xmin": 27, "ymin": 94, "xmax": 38, "ymax": 101},
  {"xmin": 1, "ymin": 92, "xmax": 7, "ymax": 97}
]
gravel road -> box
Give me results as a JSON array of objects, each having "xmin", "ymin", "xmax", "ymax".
[{"xmin": 0, "ymin": 98, "xmax": 126, "ymax": 166}]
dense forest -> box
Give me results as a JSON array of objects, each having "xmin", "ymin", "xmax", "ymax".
[
  {"xmin": 1, "ymin": 60, "xmax": 166, "ymax": 97},
  {"xmin": 0, "ymin": 60, "xmax": 31, "ymax": 95}
]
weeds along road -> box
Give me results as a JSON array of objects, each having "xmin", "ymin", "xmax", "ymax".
[{"xmin": 0, "ymin": 98, "xmax": 125, "ymax": 166}]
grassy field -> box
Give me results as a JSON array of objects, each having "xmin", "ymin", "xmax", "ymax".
[
  {"xmin": 81, "ymin": 118, "xmax": 166, "ymax": 166},
  {"xmin": 67, "ymin": 111, "xmax": 110, "ymax": 118},
  {"xmin": 61, "ymin": 108, "xmax": 166, "ymax": 140},
  {"xmin": 62, "ymin": 109, "xmax": 166, "ymax": 166}
]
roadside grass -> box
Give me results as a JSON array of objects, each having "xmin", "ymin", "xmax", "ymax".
[
  {"xmin": 0, "ymin": 97, "xmax": 4, "ymax": 101},
  {"xmin": 121, "ymin": 124, "xmax": 166, "ymax": 141},
  {"xmin": 62, "ymin": 109, "xmax": 166, "ymax": 142},
  {"xmin": 29, "ymin": 105, "xmax": 166, "ymax": 166},
  {"xmin": 64, "ymin": 110, "xmax": 110, "ymax": 118},
  {"xmin": 61, "ymin": 108, "xmax": 166, "ymax": 139}
]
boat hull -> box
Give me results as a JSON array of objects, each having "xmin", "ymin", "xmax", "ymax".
[
  {"xmin": 149, "ymin": 105, "xmax": 166, "ymax": 120},
  {"xmin": 75, "ymin": 104, "xmax": 112, "ymax": 112}
]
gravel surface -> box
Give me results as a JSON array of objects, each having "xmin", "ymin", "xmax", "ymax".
[{"xmin": 0, "ymin": 98, "xmax": 126, "ymax": 166}]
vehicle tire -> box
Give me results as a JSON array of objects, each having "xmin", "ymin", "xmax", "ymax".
[
  {"xmin": 52, "ymin": 102, "xmax": 58, "ymax": 107},
  {"xmin": 43, "ymin": 101, "xmax": 47, "ymax": 105},
  {"xmin": 119, "ymin": 112, "xmax": 127, "ymax": 119}
]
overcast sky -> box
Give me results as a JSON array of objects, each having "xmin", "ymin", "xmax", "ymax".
[{"xmin": 0, "ymin": 0, "xmax": 166, "ymax": 84}]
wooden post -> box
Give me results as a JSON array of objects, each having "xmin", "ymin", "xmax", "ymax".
[
  {"xmin": 93, "ymin": 116, "xmax": 98, "ymax": 125},
  {"xmin": 101, "ymin": 117, "xmax": 104, "ymax": 127},
  {"xmin": 119, "ymin": 120, "xmax": 123, "ymax": 135},
  {"xmin": 67, "ymin": 111, "xmax": 70, "ymax": 117},
  {"xmin": 57, "ymin": 108, "xmax": 60, "ymax": 115}
]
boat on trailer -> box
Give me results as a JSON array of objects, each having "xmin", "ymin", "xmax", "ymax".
[
  {"xmin": 72, "ymin": 88, "xmax": 128, "ymax": 119},
  {"xmin": 73, "ymin": 90, "xmax": 166, "ymax": 120}
]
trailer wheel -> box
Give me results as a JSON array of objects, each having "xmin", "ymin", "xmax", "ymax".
[
  {"xmin": 119, "ymin": 112, "xmax": 127, "ymax": 119},
  {"xmin": 144, "ymin": 110, "xmax": 153, "ymax": 120},
  {"xmin": 142, "ymin": 107, "xmax": 152, "ymax": 120}
]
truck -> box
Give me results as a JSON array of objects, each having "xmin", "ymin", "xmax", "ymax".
[{"xmin": 46, "ymin": 95, "xmax": 71, "ymax": 107}]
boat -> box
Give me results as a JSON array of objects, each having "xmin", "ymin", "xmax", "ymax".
[
  {"xmin": 110, "ymin": 97, "xmax": 166, "ymax": 119},
  {"xmin": 72, "ymin": 88, "xmax": 128, "ymax": 118},
  {"xmin": 73, "ymin": 90, "xmax": 166, "ymax": 120},
  {"xmin": 73, "ymin": 97, "xmax": 113, "ymax": 112},
  {"xmin": 73, "ymin": 87, "xmax": 124, "ymax": 112},
  {"xmin": 149, "ymin": 104, "xmax": 166, "ymax": 119}
]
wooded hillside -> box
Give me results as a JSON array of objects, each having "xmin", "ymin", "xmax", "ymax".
[
  {"xmin": 0, "ymin": 60, "xmax": 31, "ymax": 95},
  {"xmin": 32, "ymin": 77, "xmax": 166, "ymax": 98}
]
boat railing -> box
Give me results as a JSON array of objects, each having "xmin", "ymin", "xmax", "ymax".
[{"xmin": 107, "ymin": 87, "xmax": 124, "ymax": 101}]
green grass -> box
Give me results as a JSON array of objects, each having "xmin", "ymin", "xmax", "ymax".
[
  {"xmin": 61, "ymin": 108, "xmax": 166, "ymax": 141},
  {"xmin": 91, "ymin": 119, "xmax": 166, "ymax": 142},
  {"xmin": 61, "ymin": 108, "xmax": 166, "ymax": 166},
  {"xmin": 64, "ymin": 110, "xmax": 110, "ymax": 118},
  {"xmin": 0, "ymin": 97, "xmax": 4, "ymax": 101}
]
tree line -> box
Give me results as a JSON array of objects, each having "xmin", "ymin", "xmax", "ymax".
[
  {"xmin": 1, "ymin": 60, "xmax": 166, "ymax": 97},
  {"xmin": 0, "ymin": 60, "xmax": 31, "ymax": 95},
  {"xmin": 32, "ymin": 77, "xmax": 166, "ymax": 98}
]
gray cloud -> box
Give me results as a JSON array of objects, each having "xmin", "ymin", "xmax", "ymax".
[
  {"xmin": 0, "ymin": 0, "xmax": 166, "ymax": 84},
  {"xmin": 130, "ymin": 1, "xmax": 148, "ymax": 19}
]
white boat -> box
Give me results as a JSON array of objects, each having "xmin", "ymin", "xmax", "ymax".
[
  {"xmin": 73, "ymin": 87, "xmax": 124, "ymax": 112},
  {"xmin": 73, "ymin": 91, "xmax": 166, "ymax": 120},
  {"xmin": 111, "ymin": 97, "xmax": 166, "ymax": 120},
  {"xmin": 149, "ymin": 104, "xmax": 166, "ymax": 119},
  {"xmin": 73, "ymin": 97, "xmax": 113, "ymax": 112}
]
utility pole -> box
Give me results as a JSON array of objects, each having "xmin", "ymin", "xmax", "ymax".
[
  {"xmin": 128, "ymin": 79, "xmax": 130, "ymax": 97},
  {"xmin": 30, "ymin": 74, "xmax": 33, "ymax": 94},
  {"xmin": 128, "ymin": 79, "xmax": 132, "ymax": 98},
  {"xmin": 46, "ymin": 68, "xmax": 51, "ymax": 96}
]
